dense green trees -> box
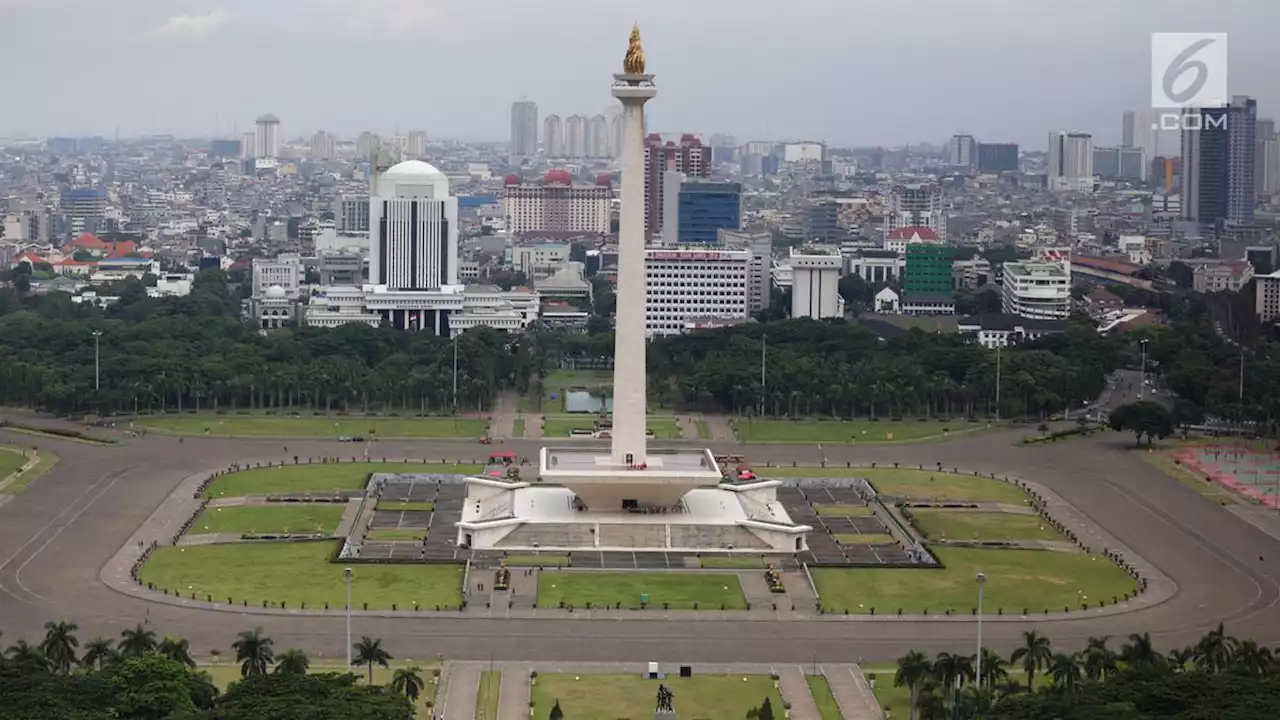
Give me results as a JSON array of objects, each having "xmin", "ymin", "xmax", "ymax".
[
  {"xmin": 0, "ymin": 620, "xmax": 415, "ymax": 720},
  {"xmin": 892, "ymin": 625, "xmax": 1280, "ymax": 719},
  {"xmin": 1109, "ymin": 402, "xmax": 1174, "ymax": 446}
]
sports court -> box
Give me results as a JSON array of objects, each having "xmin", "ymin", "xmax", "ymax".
[{"xmin": 1173, "ymin": 445, "xmax": 1280, "ymax": 507}]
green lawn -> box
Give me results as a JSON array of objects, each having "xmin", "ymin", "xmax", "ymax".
[
  {"xmin": 733, "ymin": 419, "xmax": 985, "ymax": 443},
  {"xmin": 807, "ymin": 674, "xmax": 845, "ymax": 720},
  {"xmin": 813, "ymin": 504, "xmax": 875, "ymax": 516},
  {"xmin": 536, "ymin": 572, "xmax": 746, "ymax": 609},
  {"xmin": 191, "ymin": 505, "xmax": 345, "ymax": 535},
  {"xmin": 531, "ymin": 674, "xmax": 783, "ymax": 720},
  {"xmin": 140, "ymin": 541, "xmax": 464, "ymax": 610},
  {"xmin": 203, "ymin": 463, "xmax": 482, "ymax": 499},
  {"xmin": 695, "ymin": 420, "xmax": 711, "ymax": 440},
  {"xmin": 541, "ymin": 417, "xmax": 682, "ymax": 439},
  {"xmin": 133, "ymin": 415, "xmax": 486, "ymax": 439},
  {"xmin": 834, "ymin": 533, "xmax": 893, "ymax": 544},
  {"xmin": 500, "ymin": 554, "xmax": 569, "ymax": 567},
  {"xmin": 909, "ymin": 510, "xmax": 1064, "ymax": 542},
  {"xmin": 759, "ymin": 468, "xmax": 1030, "ymax": 504},
  {"xmin": 0, "ymin": 446, "xmax": 59, "ymax": 495},
  {"xmin": 812, "ymin": 547, "xmax": 1137, "ymax": 614},
  {"xmin": 512, "ymin": 417, "xmax": 525, "ymax": 438},
  {"xmin": 377, "ymin": 501, "xmax": 436, "ymax": 511},
  {"xmin": 476, "ymin": 671, "xmax": 500, "ymax": 720},
  {"xmin": 1142, "ymin": 447, "xmax": 1246, "ymax": 504},
  {"xmin": 700, "ymin": 555, "xmax": 767, "ymax": 568},
  {"xmin": 0, "ymin": 448, "xmax": 26, "ymax": 480},
  {"xmin": 365, "ymin": 529, "xmax": 426, "ymax": 541}
]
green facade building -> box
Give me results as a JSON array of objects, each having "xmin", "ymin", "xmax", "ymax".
[{"xmin": 904, "ymin": 243, "xmax": 954, "ymax": 294}]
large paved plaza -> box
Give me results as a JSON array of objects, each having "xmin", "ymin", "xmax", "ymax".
[{"xmin": 1, "ymin": 413, "xmax": 1278, "ymax": 666}]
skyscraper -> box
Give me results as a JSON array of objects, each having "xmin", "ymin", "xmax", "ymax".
[
  {"xmin": 643, "ymin": 133, "xmax": 710, "ymax": 237},
  {"xmin": 255, "ymin": 114, "xmax": 280, "ymax": 159},
  {"xmin": 510, "ymin": 100, "xmax": 538, "ymax": 160},
  {"xmin": 406, "ymin": 130, "xmax": 428, "ymax": 157},
  {"xmin": 543, "ymin": 114, "xmax": 563, "ymax": 157},
  {"xmin": 1047, "ymin": 131, "xmax": 1094, "ymax": 192},
  {"xmin": 947, "ymin": 134, "xmax": 976, "ymax": 168},
  {"xmin": 1256, "ymin": 118, "xmax": 1276, "ymax": 197},
  {"xmin": 587, "ymin": 114, "xmax": 609, "ymax": 158},
  {"xmin": 1181, "ymin": 95, "xmax": 1257, "ymax": 227},
  {"xmin": 1122, "ymin": 109, "xmax": 1161, "ymax": 162},
  {"xmin": 310, "ymin": 131, "xmax": 335, "ymax": 160},
  {"xmin": 369, "ymin": 160, "xmax": 458, "ymax": 292},
  {"xmin": 564, "ymin": 115, "xmax": 586, "ymax": 158}
]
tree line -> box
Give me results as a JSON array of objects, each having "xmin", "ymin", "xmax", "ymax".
[
  {"xmin": 890, "ymin": 625, "xmax": 1280, "ymax": 719},
  {"xmin": 0, "ymin": 619, "xmax": 420, "ymax": 719}
]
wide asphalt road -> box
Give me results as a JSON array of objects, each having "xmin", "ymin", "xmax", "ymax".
[{"xmin": 1, "ymin": 422, "xmax": 1277, "ymax": 663}]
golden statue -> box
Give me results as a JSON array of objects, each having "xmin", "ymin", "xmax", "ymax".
[{"xmin": 624, "ymin": 23, "xmax": 646, "ymax": 75}]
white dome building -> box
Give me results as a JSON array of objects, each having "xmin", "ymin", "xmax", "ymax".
[
  {"xmin": 376, "ymin": 160, "xmax": 450, "ymax": 200},
  {"xmin": 368, "ymin": 159, "xmax": 459, "ymax": 302}
]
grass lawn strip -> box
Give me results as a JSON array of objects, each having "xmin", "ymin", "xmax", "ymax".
[
  {"xmin": 811, "ymin": 547, "xmax": 1136, "ymax": 614},
  {"xmin": 364, "ymin": 529, "xmax": 426, "ymax": 541},
  {"xmin": 140, "ymin": 541, "xmax": 463, "ymax": 609},
  {"xmin": 909, "ymin": 509, "xmax": 1064, "ymax": 542},
  {"xmin": 695, "ymin": 420, "xmax": 711, "ymax": 440},
  {"xmin": 531, "ymin": 674, "xmax": 784, "ymax": 719},
  {"xmin": 134, "ymin": 415, "xmax": 486, "ymax": 439},
  {"xmin": 476, "ymin": 671, "xmax": 500, "ymax": 720},
  {"xmin": 761, "ymin": 467, "xmax": 1029, "ymax": 504},
  {"xmin": 0, "ymin": 448, "xmax": 26, "ymax": 480},
  {"xmin": 833, "ymin": 533, "xmax": 893, "ymax": 545},
  {"xmin": 812, "ymin": 503, "xmax": 874, "ymax": 516},
  {"xmin": 806, "ymin": 674, "xmax": 845, "ymax": 720},
  {"xmin": 203, "ymin": 463, "xmax": 482, "ymax": 499},
  {"xmin": 536, "ymin": 571, "xmax": 747, "ymax": 609},
  {"xmin": 1141, "ymin": 447, "xmax": 1248, "ymax": 504},
  {"xmin": 0, "ymin": 446, "xmax": 59, "ymax": 495},
  {"xmin": 700, "ymin": 556, "xmax": 766, "ymax": 568},
  {"xmin": 733, "ymin": 419, "xmax": 989, "ymax": 443},
  {"xmin": 512, "ymin": 417, "xmax": 525, "ymax": 438},
  {"xmin": 500, "ymin": 554, "xmax": 569, "ymax": 567},
  {"xmin": 377, "ymin": 500, "xmax": 436, "ymax": 511},
  {"xmin": 192, "ymin": 505, "xmax": 345, "ymax": 535}
]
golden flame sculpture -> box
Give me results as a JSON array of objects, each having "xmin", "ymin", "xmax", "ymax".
[{"xmin": 624, "ymin": 23, "xmax": 646, "ymax": 75}]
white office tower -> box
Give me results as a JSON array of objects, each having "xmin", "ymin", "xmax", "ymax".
[
  {"xmin": 356, "ymin": 132, "xmax": 381, "ymax": 159},
  {"xmin": 1122, "ymin": 110, "xmax": 1160, "ymax": 163},
  {"xmin": 369, "ymin": 160, "xmax": 458, "ymax": 291},
  {"xmin": 255, "ymin": 114, "xmax": 280, "ymax": 159},
  {"xmin": 884, "ymin": 183, "xmax": 947, "ymax": 242},
  {"xmin": 947, "ymin": 134, "xmax": 977, "ymax": 169},
  {"xmin": 510, "ymin": 100, "xmax": 538, "ymax": 160},
  {"xmin": 644, "ymin": 247, "xmax": 751, "ymax": 336},
  {"xmin": 543, "ymin": 114, "xmax": 563, "ymax": 157},
  {"xmin": 1001, "ymin": 261, "xmax": 1071, "ymax": 320},
  {"xmin": 1047, "ymin": 131, "xmax": 1094, "ymax": 192},
  {"xmin": 789, "ymin": 248, "xmax": 843, "ymax": 319},
  {"xmin": 406, "ymin": 131, "xmax": 429, "ymax": 158},
  {"xmin": 565, "ymin": 115, "xmax": 587, "ymax": 158},
  {"xmin": 310, "ymin": 131, "xmax": 336, "ymax": 160}
]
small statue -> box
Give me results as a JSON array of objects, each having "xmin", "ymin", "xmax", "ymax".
[
  {"xmin": 655, "ymin": 683, "xmax": 674, "ymax": 711},
  {"xmin": 624, "ymin": 24, "xmax": 646, "ymax": 75}
]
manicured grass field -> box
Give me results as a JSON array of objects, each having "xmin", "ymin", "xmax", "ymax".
[
  {"xmin": 806, "ymin": 674, "xmax": 844, "ymax": 720},
  {"xmin": 759, "ymin": 468, "xmax": 1030, "ymax": 504},
  {"xmin": 364, "ymin": 529, "xmax": 426, "ymax": 541},
  {"xmin": 813, "ymin": 503, "xmax": 874, "ymax": 516},
  {"xmin": 700, "ymin": 555, "xmax": 767, "ymax": 568},
  {"xmin": 500, "ymin": 554, "xmax": 569, "ymax": 567},
  {"xmin": 191, "ymin": 505, "xmax": 345, "ymax": 535},
  {"xmin": 732, "ymin": 419, "xmax": 986, "ymax": 443},
  {"xmin": 377, "ymin": 501, "xmax": 436, "ymax": 512},
  {"xmin": 202, "ymin": 462, "xmax": 482, "ymax": 499},
  {"xmin": 812, "ymin": 547, "xmax": 1137, "ymax": 614},
  {"xmin": 695, "ymin": 420, "xmax": 711, "ymax": 440},
  {"xmin": 476, "ymin": 671, "xmax": 500, "ymax": 720},
  {"xmin": 2, "ymin": 447, "xmax": 58, "ymax": 494},
  {"xmin": 909, "ymin": 510, "xmax": 1064, "ymax": 542},
  {"xmin": 512, "ymin": 417, "xmax": 525, "ymax": 438},
  {"xmin": 530, "ymin": 674, "xmax": 784, "ymax": 720},
  {"xmin": 133, "ymin": 415, "xmax": 486, "ymax": 439},
  {"xmin": 834, "ymin": 533, "xmax": 893, "ymax": 544},
  {"xmin": 140, "ymin": 541, "xmax": 464, "ymax": 609},
  {"xmin": 536, "ymin": 572, "xmax": 746, "ymax": 609},
  {"xmin": 541, "ymin": 417, "xmax": 682, "ymax": 439},
  {"xmin": 0, "ymin": 448, "xmax": 26, "ymax": 480}
]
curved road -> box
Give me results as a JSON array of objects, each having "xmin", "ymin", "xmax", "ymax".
[{"xmin": 1, "ymin": 425, "xmax": 1278, "ymax": 663}]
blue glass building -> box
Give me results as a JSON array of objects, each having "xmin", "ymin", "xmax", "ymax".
[{"xmin": 676, "ymin": 181, "xmax": 741, "ymax": 244}]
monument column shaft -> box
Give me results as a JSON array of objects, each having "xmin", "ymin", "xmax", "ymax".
[{"xmin": 610, "ymin": 89, "xmax": 652, "ymax": 466}]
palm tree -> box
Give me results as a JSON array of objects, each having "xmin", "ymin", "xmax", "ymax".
[
  {"xmin": 232, "ymin": 628, "xmax": 274, "ymax": 677},
  {"xmin": 1120, "ymin": 632, "xmax": 1166, "ymax": 672},
  {"xmin": 958, "ymin": 685, "xmax": 994, "ymax": 717},
  {"xmin": 118, "ymin": 624, "xmax": 158, "ymax": 658},
  {"xmin": 40, "ymin": 620, "xmax": 79, "ymax": 674},
  {"xmin": 992, "ymin": 677, "xmax": 1025, "ymax": 701},
  {"xmin": 390, "ymin": 666, "xmax": 424, "ymax": 701},
  {"xmin": 1194, "ymin": 622, "xmax": 1238, "ymax": 674},
  {"xmin": 1167, "ymin": 646, "xmax": 1195, "ymax": 673},
  {"xmin": 157, "ymin": 635, "xmax": 195, "ymax": 667},
  {"xmin": 6, "ymin": 640, "xmax": 49, "ymax": 672},
  {"xmin": 1010, "ymin": 630, "xmax": 1053, "ymax": 690},
  {"xmin": 978, "ymin": 648, "xmax": 1008, "ymax": 688},
  {"xmin": 931, "ymin": 651, "xmax": 962, "ymax": 708},
  {"xmin": 274, "ymin": 649, "xmax": 310, "ymax": 675},
  {"xmin": 1230, "ymin": 640, "xmax": 1273, "ymax": 677},
  {"xmin": 1049, "ymin": 652, "xmax": 1084, "ymax": 691},
  {"xmin": 80, "ymin": 637, "xmax": 115, "ymax": 670},
  {"xmin": 894, "ymin": 650, "xmax": 932, "ymax": 720},
  {"xmin": 1082, "ymin": 636, "xmax": 1117, "ymax": 682},
  {"xmin": 351, "ymin": 636, "xmax": 392, "ymax": 684}
]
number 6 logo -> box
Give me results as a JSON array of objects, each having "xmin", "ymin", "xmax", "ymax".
[{"xmin": 1151, "ymin": 33, "xmax": 1227, "ymax": 109}]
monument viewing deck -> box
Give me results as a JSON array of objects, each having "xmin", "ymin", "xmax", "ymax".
[{"xmin": 539, "ymin": 447, "xmax": 724, "ymax": 509}]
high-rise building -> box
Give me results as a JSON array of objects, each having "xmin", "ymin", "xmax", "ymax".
[
  {"xmin": 1093, "ymin": 146, "xmax": 1147, "ymax": 181},
  {"xmin": 947, "ymin": 134, "xmax": 977, "ymax": 168},
  {"xmin": 587, "ymin": 114, "xmax": 609, "ymax": 158},
  {"xmin": 500, "ymin": 170, "xmax": 612, "ymax": 236},
  {"xmin": 643, "ymin": 133, "xmax": 710, "ymax": 237},
  {"xmin": 60, "ymin": 187, "xmax": 106, "ymax": 237},
  {"xmin": 1001, "ymin": 262, "xmax": 1071, "ymax": 320},
  {"xmin": 210, "ymin": 139, "xmax": 242, "ymax": 158},
  {"xmin": 254, "ymin": 114, "xmax": 280, "ymax": 159},
  {"xmin": 543, "ymin": 114, "xmax": 563, "ymax": 157},
  {"xmin": 1047, "ymin": 131, "xmax": 1094, "ymax": 191},
  {"xmin": 310, "ymin": 131, "xmax": 335, "ymax": 160},
  {"xmin": 356, "ymin": 132, "xmax": 381, "ymax": 159},
  {"xmin": 369, "ymin": 160, "xmax": 458, "ymax": 292},
  {"xmin": 1182, "ymin": 95, "xmax": 1257, "ymax": 227},
  {"xmin": 510, "ymin": 100, "xmax": 538, "ymax": 160},
  {"xmin": 789, "ymin": 248, "xmax": 843, "ymax": 319},
  {"xmin": 718, "ymin": 229, "xmax": 772, "ymax": 317},
  {"xmin": 405, "ymin": 130, "xmax": 428, "ymax": 157},
  {"xmin": 976, "ymin": 143, "xmax": 1019, "ymax": 172},
  {"xmin": 645, "ymin": 247, "xmax": 752, "ymax": 336},
  {"xmin": 884, "ymin": 183, "xmax": 947, "ymax": 242},
  {"xmin": 564, "ymin": 115, "xmax": 587, "ymax": 158},
  {"xmin": 904, "ymin": 243, "xmax": 954, "ymax": 295},
  {"xmin": 1122, "ymin": 109, "xmax": 1161, "ymax": 162},
  {"xmin": 672, "ymin": 180, "xmax": 742, "ymax": 244},
  {"xmin": 1255, "ymin": 118, "xmax": 1276, "ymax": 197},
  {"xmin": 240, "ymin": 132, "xmax": 255, "ymax": 159},
  {"xmin": 336, "ymin": 196, "xmax": 370, "ymax": 234}
]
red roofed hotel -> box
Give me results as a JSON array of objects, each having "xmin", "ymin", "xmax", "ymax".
[
  {"xmin": 884, "ymin": 225, "xmax": 940, "ymax": 253},
  {"xmin": 500, "ymin": 170, "xmax": 612, "ymax": 236}
]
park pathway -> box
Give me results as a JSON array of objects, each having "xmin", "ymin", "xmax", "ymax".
[
  {"xmin": 736, "ymin": 570, "xmax": 780, "ymax": 612},
  {"xmin": 438, "ymin": 660, "xmax": 483, "ymax": 720},
  {"xmin": 824, "ymin": 663, "xmax": 884, "ymax": 719},
  {"xmin": 705, "ymin": 414, "xmax": 737, "ymax": 442},
  {"xmin": 525, "ymin": 414, "xmax": 544, "ymax": 440},
  {"xmin": 776, "ymin": 664, "xmax": 821, "ymax": 720},
  {"xmin": 496, "ymin": 662, "xmax": 533, "ymax": 720},
  {"xmin": 490, "ymin": 391, "xmax": 519, "ymax": 439}
]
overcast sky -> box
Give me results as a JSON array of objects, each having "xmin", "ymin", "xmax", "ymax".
[{"xmin": 1, "ymin": 0, "xmax": 1275, "ymax": 148}]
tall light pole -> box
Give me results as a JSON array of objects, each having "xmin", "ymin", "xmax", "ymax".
[
  {"xmin": 759, "ymin": 333, "xmax": 767, "ymax": 416},
  {"xmin": 1238, "ymin": 348, "xmax": 1245, "ymax": 404},
  {"xmin": 975, "ymin": 572, "xmax": 987, "ymax": 689},
  {"xmin": 92, "ymin": 330, "xmax": 103, "ymax": 391},
  {"xmin": 452, "ymin": 334, "xmax": 459, "ymax": 413},
  {"xmin": 994, "ymin": 346, "xmax": 1002, "ymax": 422},
  {"xmin": 344, "ymin": 567, "xmax": 353, "ymax": 668},
  {"xmin": 1139, "ymin": 339, "xmax": 1148, "ymax": 400}
]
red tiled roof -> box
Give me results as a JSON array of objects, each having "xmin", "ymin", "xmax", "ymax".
[
  {"xmin": 54, "ymin": 258, "xmax": 97, "ymax": 266},
  {"xmin": 886, "ymin": 226, "xmax": 939, "ymax": 241},
  {"xmin": 13, "ymin": 251, "xmax": 45, "ymax": 265},
  {"xmin": 106, "ymin": 240, "xmax": 138, "ymax": 258},
  {"xmin": 1073, "ymin": 255, "xmax": 1140, "ymax": 275},
  {"xmin": 68, "ymin": 233, "xmax": 108, "ymax": 249}
]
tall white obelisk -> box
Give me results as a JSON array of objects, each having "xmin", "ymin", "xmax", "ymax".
[{"xmin": 610, "ymin": 25, "xmax": 657, "ymax": 467}]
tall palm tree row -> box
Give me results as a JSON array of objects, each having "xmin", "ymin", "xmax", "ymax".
[{"xmin": 893, "ymin": 624, "xmax": 1280, "ymax": 718}]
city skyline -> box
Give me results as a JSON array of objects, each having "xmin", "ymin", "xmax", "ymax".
[{"xmin": 2, "ymin": 0, "xmax": 1277, "ymax": 148}]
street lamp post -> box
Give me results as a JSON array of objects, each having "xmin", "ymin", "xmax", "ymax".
[
  {"xmin": 344, "ymin": 567, "xmax": 353, "ymax": 668},
  {"xmin": 760, "ymin": 333, "xmax": 767, "ymax": 416},
  {"xmin": 92, "ymin": 331, "xmax": 103, "ymax": 391},
  {"xmin": 975, "ymin": 572, "xmax": 986, "ymax": 689},
  {"xmin": 994, "ymin": 346, "xmax": 1002, "ymax": 422},
  {"xmin": 452, "ymin": 334, "xmax": 459, "ymax": 413},
  {"xmin": 1139, "ymin": 339, "xmax": 1149, "ymax": 399}
]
